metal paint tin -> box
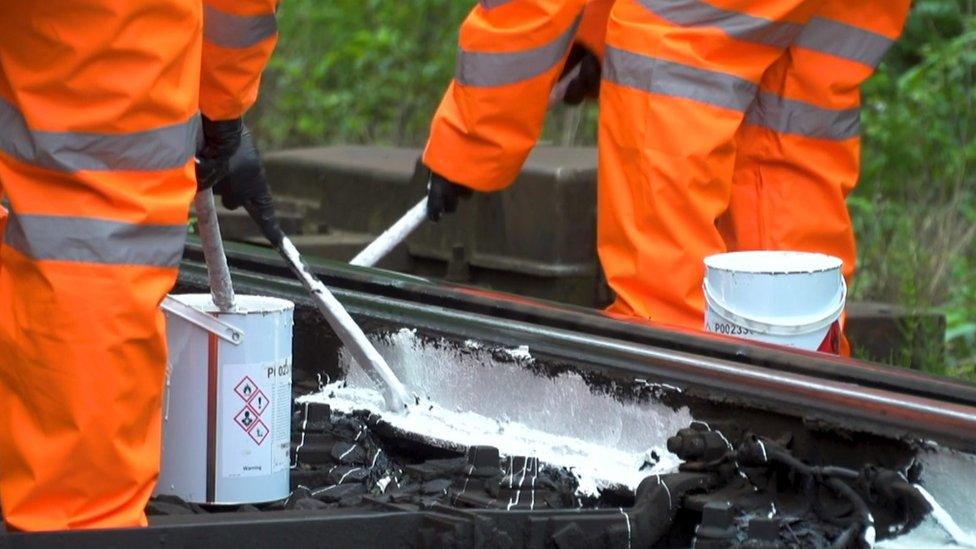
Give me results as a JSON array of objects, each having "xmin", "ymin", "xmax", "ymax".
[{"xmin": 158, "ymin": 294, "xmax": 294, "ymax": 504}]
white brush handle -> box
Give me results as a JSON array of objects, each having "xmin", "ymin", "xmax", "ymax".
[
  {"xmin": 279, "ymin": 237, "xmax": 410, "ymax": 412},
  {"xmin": 350, "ymin": 198, "xmax": 428, "ymax": 268}
]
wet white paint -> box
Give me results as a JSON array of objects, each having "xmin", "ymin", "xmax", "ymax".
[
  {"xmin": 757, "ymin": 440, "xmax": 769, "ymax": 463},
  {"xmin": 915, "ymin": 447, "xmax": 976, "ymax": 533},
  {"xmin": 454, "ymin": 465, "xmax": 474, "ymax": 505},
  {"xmin": 879, "ymin": 516, "xmax": 976, "ymax": 548},
  {"xmin": 503, "ymin": 345, "xmax": 534, "ymax": 362},
  {"xmin": 337, "ymin": 444, "xmax": 357, "ymax": 462},
  {"xmin": 312, "ymin": 466, "xmax": 361, "ymax": 496},
  {"xmin": 529, "ymin": 464, "xmax": 539, "ymax": 510},
  {"xmin": 298, "ymin": 329, "xmax": 976, "ymax": 547},
  {"xmin": 291, "ymin": 401, "xmax": 310, "ymax": 469},
  {"xmin": 656, "ymin": 475, "xmax": 672, "ymax": 509},
  {"xmin": 913, "ymin": 485, "xmax": 976, "ymax": 547},
  {"xmin": 620, "ymin": 507, "xmax": 633, "ymax": 549},
  {"xmin": 876, "ymin": 447, "xmax": 976, "ymax": 547},
  {"xmin": 506, "ymin": 461, "xmax": 529, "ymax": 510},
  {"xmin": 299, "ymin": 329, "xmax": 692, "ymax": 495},
  {"xmin": 376, "ymin": 476, "xmax": 393, "ymax": 493}
]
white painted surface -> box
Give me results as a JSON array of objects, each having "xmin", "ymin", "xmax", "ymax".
[
  {"xmin": 300, "ymin": 329, "xmax": 693, "ymax": 495},
  {"xmin": 914, "ymin": 446, "xmax": 976, "ymax": 534},
  {"xmin": 877, "ymin": 446, "xmax": 976, "ymax": 547},
  {"xmin": 914, "ymin": 485, "xmax": 976, "ymax": 547}
]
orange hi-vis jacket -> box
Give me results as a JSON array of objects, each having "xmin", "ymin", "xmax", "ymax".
[
  {"xmin": 0, "ymin": 0, "xmax": 278, "ymax": 531},
  {"xmin": 424, "ymin": 0, "xmax": 612, "ymax": 191},
  {"xmin": 424, "ymin": 0, "xmax": 910, "ymax": 334}
]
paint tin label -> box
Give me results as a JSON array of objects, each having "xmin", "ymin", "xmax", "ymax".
[
  {"xmin": 706, "ymin": 320, "xmax": 755, "ymax": 337},
  {"xmin": 219, "ymin": 359, "xmax": 292, "ymax": 478}
]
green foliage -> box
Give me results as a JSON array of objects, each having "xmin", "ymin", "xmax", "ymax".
[
  {"xmin": 251, "ymin": 0, "xmax": 469, "ymax": 148},
  {"xmin": 853, "ymin": 0, "xmax": 975, "ymax": 377}
]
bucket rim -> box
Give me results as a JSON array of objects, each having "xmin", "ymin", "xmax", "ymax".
[
  {"xmin": 704, "ymin": 251, "xmax": 843, "ymax": 275},
  {"xmin": 168, "ymin": 293, "xmax": 295, "ymax": 314}
]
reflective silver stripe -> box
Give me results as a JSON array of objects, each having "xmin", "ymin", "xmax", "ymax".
[
  {"xmin": 0, "ymin": 99, "xmax": 198, "ymax": 173},
  {"xmin": 794, "ymin": 17, "xmax": 895, "ymax": 67},
  {"xmin": 639, "ymin": 0, "xmax": 803, "ymax": 48},
  {"xmin": 603, "ymin": 46, "xmax": 757, "ymax": 112},
  {"xmin": 203, "ymin": 4, "xmax": 277, "ymax": 49},
  {"xmin": 745, "ymin": 91, "xmax": 859, "ymax": 140},
  {"xmin": 4, "ymin": 212, "xmax": 187, "ymax": 267},
  {"xmin": 456, "ymin": 15, "xmax": 581, "ymax": 87},
  {"xmin": 480, "ymin": 0, "xmax": 513, "ymax": 8}
]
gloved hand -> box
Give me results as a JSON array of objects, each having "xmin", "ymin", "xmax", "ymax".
[
  {"xmin": 213, "ymin": 126, "xmax": 284, "ymax": 247},
  {"xmin": 426, "ymin": 170, "xmax": 472, "ymax": 222},
  {"xmin": 195, "ymin": 116, "xmax": 243, "ymax": 190},
  {"xmin": 559, "ymin": 45, "xmax": 601, "ymax": 105}
]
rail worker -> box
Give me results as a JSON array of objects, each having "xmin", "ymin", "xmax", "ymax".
[
  {"xmin": 422, "ymin": 0, "xmax": 911, "ymax": 346},
  {"xmin": 0, "ymin": 0, "xmax": 280, "ymax": 530}
]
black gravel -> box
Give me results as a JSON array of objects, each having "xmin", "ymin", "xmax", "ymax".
[{"xmin": 147, "ymin": 402, "xmax": 587, "ymax": 516}]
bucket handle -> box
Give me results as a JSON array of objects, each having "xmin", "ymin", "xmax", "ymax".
[
  {"xmin": 162, "ymin": 295, "xmax": 244, "ymax": 345},
  {"xmin": 702, "ymin": 278, "xmax": 847, "ymax": 337}
]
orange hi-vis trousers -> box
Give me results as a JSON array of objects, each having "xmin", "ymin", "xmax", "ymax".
[
  {"xmin": 0, "ymin": 0, "xmax": 277, "ymax": 531},
  {"xmin": 599, "ymin": 0, "xmax": 910, "ymax": 328}
]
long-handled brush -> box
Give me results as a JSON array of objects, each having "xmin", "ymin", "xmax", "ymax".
[
  {"xmin": 193, "ymin": 189, "xmax": 237, "ymax": 312},
  {"xmin": 350, "ymin": 198, "xmax": 428, "ymax": 268},
  {"xmin": 214, "ymin": 131, "xmax": 412, "ymax": 412},
  {"xmin": 274, "ymin": 233, "xmax": 410, "ymax": 411}
]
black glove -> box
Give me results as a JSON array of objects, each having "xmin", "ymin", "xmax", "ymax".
[
  {"xmin": 196, "ymin": 116, "xmax": 243, "ymax": 190},
  {"xmin": 213, "ymin": 126, "xmax": 284, "ymax": 247},
  {"xmin": 426, "ymin": 170, "xmax": 472, "ymax": 222},
  {"xmin": 560, "ymin": 45, "xmax": 601, "ymax": 105}
]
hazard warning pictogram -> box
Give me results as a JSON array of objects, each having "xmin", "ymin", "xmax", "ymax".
[
  {"xmin": 234, "ymin": 407, "xmax": 258, "ymax": 432},
  {"xmin": 249, "ymin": 389, "xmax": 269, "ymax": 415},
  {"xmin": 248, "ymin": 419, "xmax": 269, "ymax": 445},
  {"xmin": 234, "ymin": 376, "xmax": 258, "ymax": 402}
]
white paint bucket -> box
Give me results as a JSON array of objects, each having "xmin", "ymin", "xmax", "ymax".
[
  {"xmin": 157, "ymin": 294, "xmax": 294, "ymax": 504},
  {"xmin": 703, "ymin": 251, "xmax": 846, "ymax": 352}
]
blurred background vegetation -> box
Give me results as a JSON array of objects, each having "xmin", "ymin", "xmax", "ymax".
[{"xmin": 249, "ymin": 0, "xmax": 975, "ymax": 380}]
